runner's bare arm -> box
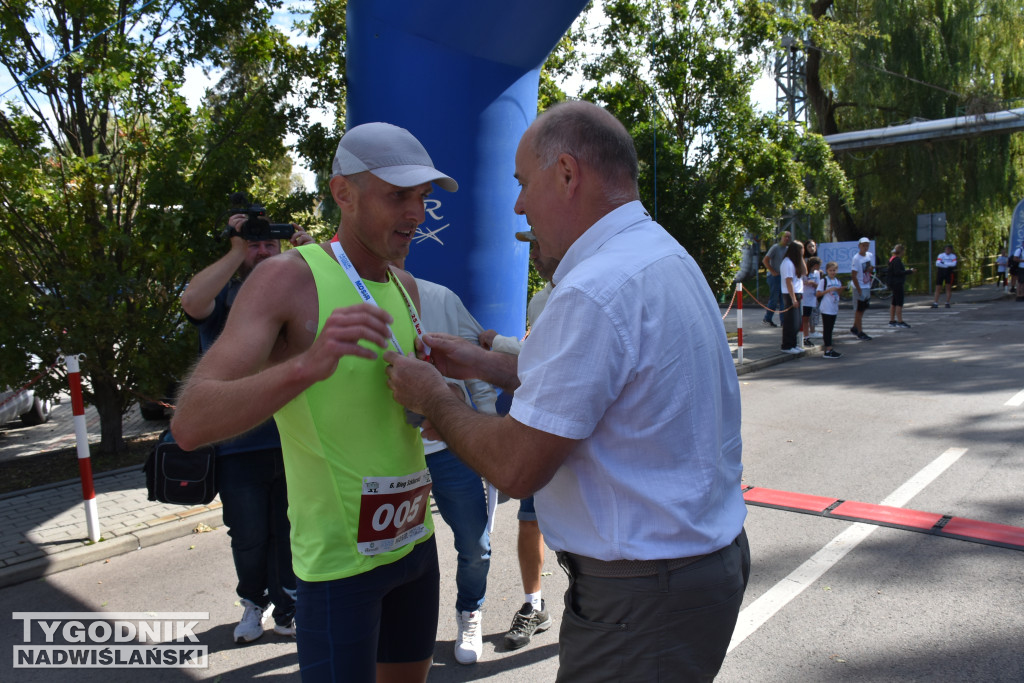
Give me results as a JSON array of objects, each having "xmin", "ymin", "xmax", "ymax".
[{"xmin": 172, "ymin": 252, "xmax": 394, "ymax": 450}]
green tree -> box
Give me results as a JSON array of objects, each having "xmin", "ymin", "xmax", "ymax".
[
  {"xmin": 564, "ymin": 0, "xmax": 850, "ymax": 293},
  {"xmin": 794, "ymin": 0, "xmax": 1024, "ymax": 282},
  {"xmin": 0, "ymin": 0, "xmax": 323, "ymax": 454}
]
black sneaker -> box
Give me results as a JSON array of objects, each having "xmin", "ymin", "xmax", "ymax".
[
  {"xmin": 888, "ymin": 321, "xmax": 898, "ymax": 327},
  {"xmin": 897, "ymin": 321, "xmax": 911, "ymax": 328},
  {"xmin": 849, "ymin": 326, "xmax": 859, "ymax": 335},
  {"xmin": 930, "ymin": 302, "xmax": 939, "ymax": 308},
  {"xmin": 761, "ymin": 320, "xmax": 777, "ymax": 328},
  {"xmin": 803, "ymin": 338, "xmax": 814, "ymax": 347},
  {"xmin": 857, "ymin": 332, "xmax": 872, "ymax": 340},
  {"xmin": 504, "ymin": 601, "xmax": 552, "ymax": 651},
  {"xmin": 824, "ymin": 350, "xmax": 842, "ymax": 359},
  {"xmin": 945, "ymin": 303, "xmax": 951, "ymax": 308}
]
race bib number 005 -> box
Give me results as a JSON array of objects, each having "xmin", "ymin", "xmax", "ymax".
[{"xmin": 356, "ymin": 469, "xmax": 432, "ymax": 556}]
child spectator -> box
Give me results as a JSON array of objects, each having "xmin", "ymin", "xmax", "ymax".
[
  {"xmin": 817, "ymin": 261, "xmax": 843, "ymax": 359},
  {"xmin": 802, "ymin": 256, "xmax": 822, "ymax": 346},
  {"xmin": 996, "ymin": 250, "xmax": 1008, "ymax": 290}
]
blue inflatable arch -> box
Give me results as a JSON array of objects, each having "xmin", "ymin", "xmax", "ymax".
[{"xmin": 346, "ymin": 0, "xmax": 590, "ymax": 337}]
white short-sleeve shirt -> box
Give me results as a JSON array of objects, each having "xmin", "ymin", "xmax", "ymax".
[
  {"xmin": 818, "ymin": 275, "xmax": 842, "ymax": 316},
  {"xmin": 510, "ymin": 202, "xmax": 746, "ymax": 560},
  {"xmin": 803, "ymin": 270, "xmax": 820, "ymax": 308},
  {"xmin": 852, "ymin": 252, "xmax": 874, "ymax": 287},
  {"xmin": 780, "ymin": 257, "xmax": 803, "ymax": 297}
]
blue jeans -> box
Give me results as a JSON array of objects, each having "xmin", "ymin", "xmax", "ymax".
[
  {"xmin": 764, "ymin": 273, "xmax": 781, "ymax": 323},
  {"xmin": 217, "ymin": 449, "xmax": 296, "ymax": 625},
  {"xmin": 426, "ymin": 448, "xmax": 490, "ymax": 613}
]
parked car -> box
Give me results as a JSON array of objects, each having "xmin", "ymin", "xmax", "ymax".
[{"xmin": 0, "ymin": 386, "xmax": 52, "ymax": 427}]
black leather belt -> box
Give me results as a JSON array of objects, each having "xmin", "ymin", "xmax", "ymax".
[{"xmin": 560, "ymin": 551, "xmax": 710, "ymax": 579}]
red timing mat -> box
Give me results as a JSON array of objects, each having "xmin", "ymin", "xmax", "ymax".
[{"xmin": 742, "ymin": 486, "xmax": 1024, "ymax": 551}]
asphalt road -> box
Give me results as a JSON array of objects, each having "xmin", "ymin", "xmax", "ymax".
[{"xmin": 1, "ymin": 296, "xmax": 1022, "ymax": 682}]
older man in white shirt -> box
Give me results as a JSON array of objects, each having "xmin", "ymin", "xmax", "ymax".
[{"xmin": 384, "ymin": 101, "xmax": 749, "ymax": 682}]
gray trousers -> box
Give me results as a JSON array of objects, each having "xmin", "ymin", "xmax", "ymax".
[{"xmin": 555, "ymin": 530, "xmax": 750, "ymax": 683}]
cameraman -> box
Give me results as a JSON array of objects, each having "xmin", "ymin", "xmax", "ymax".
[{"xmin": 180, "ymin": 210, "xmax": 312, "ymax": 643}]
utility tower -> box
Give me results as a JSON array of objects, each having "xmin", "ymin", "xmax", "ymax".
[
  {"xmin": 775, "ymin": 36, "xmax": 812, "ymax": 240},
  {"xmin": 775, "ymin": 36, "xmax": 808, "ymax": 125}
]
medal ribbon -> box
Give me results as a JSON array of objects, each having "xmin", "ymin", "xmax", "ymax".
[{"xmin": 329, "ymin": 242, "xmax": 431, "ymax": 358}]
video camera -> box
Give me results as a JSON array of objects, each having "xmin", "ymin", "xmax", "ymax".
[{"xmin": 221, "ymin": 193, "xmax": 295, "ymax": 242}]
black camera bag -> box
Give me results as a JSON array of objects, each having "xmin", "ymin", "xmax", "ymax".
[{"xmin": 144, "ymin": 430, "xmax": 218, "ymax": 506}]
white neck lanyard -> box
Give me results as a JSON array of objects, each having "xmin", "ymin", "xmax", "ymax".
[{"xmin": 329, "ymin": 242, "xmax": 429, "ymax": 357}]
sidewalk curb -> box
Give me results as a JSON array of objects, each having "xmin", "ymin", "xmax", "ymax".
[
  {"xmin": 0, "ymin": 508, "xmax": 223, "ymax": 589},
  {"xmin": 736, "ymin": 341, "xmax": 825, "ymax": 375},
  {"xmin": 0, "ymin": 463, "xmax": 145, "ymax": 502}
]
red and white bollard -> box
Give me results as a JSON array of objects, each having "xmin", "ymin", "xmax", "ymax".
[
  {"xmin": 64, "ymin": 354, "xmax": 100, "ymax": 542},
  {"xmin": 735, "ymin": 283, "xmax": 744, "ymax": 365}
]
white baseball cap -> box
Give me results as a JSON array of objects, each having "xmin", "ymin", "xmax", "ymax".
[{"xmin": 332, "ymin": 122, "xmax": 458, "ymax": 192}]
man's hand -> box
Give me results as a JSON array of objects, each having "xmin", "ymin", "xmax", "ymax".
[
  {"xmin": 478, "ymin": 329, "xmax": 498, "ymax": 350},
  {"xmin": 227, "ymin": 214, "xmax": 250, "ymax": 251},
  {"xmin": 383, "ymin": 351, "xmax": 452, "ymax": 416},
  {"xmin": 418, "ymin": 332, "xmax": 490, "ymax": 381},
  {"xmin": 299, "ymin": 303, "xmax": 394, "ymax": 383},
  {"xmin": 290, "ymin": 226, "xmax": 314, "ymax": 247}
]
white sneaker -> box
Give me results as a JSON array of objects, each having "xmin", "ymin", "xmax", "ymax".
[
  {"xmin": 234, "ymin": 599, "xmax": 268, "ymax": 644},
  {"xmin": 273, "ymin": 618, "xmax": 296, "ymax": 638},
  {"xmin": 454, "ymin": 610, "xmax": 483, "ymax": 665}
]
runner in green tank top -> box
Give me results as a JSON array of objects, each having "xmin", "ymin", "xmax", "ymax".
[{"xmin": 172, "ymin": 122, "xmax": 458, "ymax": 682}]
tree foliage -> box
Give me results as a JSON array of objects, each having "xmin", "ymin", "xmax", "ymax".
[
  {"xmin": 793, "ymin": 0, "xmax": 1024, "ymax": 282},
  {"xmin": 561, "ymin": 0, "xmax": 850, "ymax": 293},
  {"xmin": 0, "ymin": 0, "xmax": 346, "ymax": 454}
]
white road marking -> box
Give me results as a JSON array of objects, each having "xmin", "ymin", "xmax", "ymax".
[
  {"xmin": 728, "ymin": 447, "xmax": 968, "ymax": 653},
  {"xmin": 1006, "ymin": 389, "xmax": 1024, "ymax": 407}
]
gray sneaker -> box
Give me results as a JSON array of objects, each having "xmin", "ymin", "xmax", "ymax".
[{"xmin": 504, "ymin": 601, "xmax": 552, "ymax": 651}]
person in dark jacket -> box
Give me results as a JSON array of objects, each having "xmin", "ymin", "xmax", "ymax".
[{"xmin": 887, "ymin": 244, "xmax": 915, "ymax": 328}]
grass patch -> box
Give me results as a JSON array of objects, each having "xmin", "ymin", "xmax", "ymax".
[{"xmin": 0, "ymin": 435, "xmax": 158, "ymax": 495}]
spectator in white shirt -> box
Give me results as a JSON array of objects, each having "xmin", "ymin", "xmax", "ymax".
[
  {"xmin": 780, "ymin": 240, "xmax": 806, "ymax": 354},
  {"xmin": 931, "ymin": 244, "xmax": 958, "ymax": 308},
  {"xmin": 850, "ymin": 237, "xmax": 874, "ymax": 340}
]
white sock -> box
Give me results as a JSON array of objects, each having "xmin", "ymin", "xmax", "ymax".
[{"xmin": 525, "ymin": 591, "xmax": 542, "ymax": 610}]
